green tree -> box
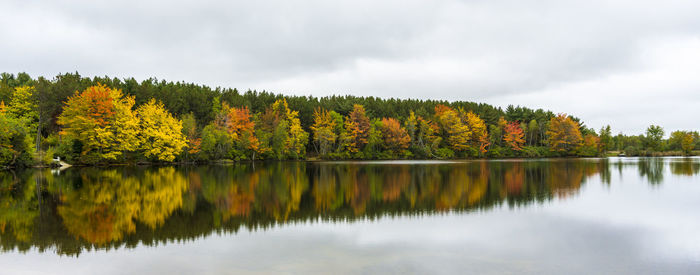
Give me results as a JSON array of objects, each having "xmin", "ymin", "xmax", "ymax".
[
  {"xmin": 599, "ymin": 125, "xmax": 612, "ymax": 153},
  {"xmin": 645, "ymin": 125, "xmax": 664, "ymax": 152},
  {"xmin": 0, "ymin": 105, "xmax": 34, "ymax": 167}
]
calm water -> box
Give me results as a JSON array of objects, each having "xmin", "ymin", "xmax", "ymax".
[{"xmin": 1, "ymin": 158, "xmax": 699, "ymax": 274}]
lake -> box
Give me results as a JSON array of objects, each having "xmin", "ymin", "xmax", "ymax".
[{"xmin": 0, "ymin": 158, "xmax": 699, "ymax": 274}]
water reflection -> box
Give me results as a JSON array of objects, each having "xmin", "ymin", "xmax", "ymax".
[{"xmin": 0, "ymin": 158, "xmax": 698, "ymax": 256}]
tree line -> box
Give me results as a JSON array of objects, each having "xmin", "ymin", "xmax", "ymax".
[{"xmin": 0, "ymin": 72, "xmax": 696, "ymax": 167}]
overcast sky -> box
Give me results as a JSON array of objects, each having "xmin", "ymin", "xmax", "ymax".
[{"xmin": 2, "ymin": 0, "xmax": 699, "ymax": 134}]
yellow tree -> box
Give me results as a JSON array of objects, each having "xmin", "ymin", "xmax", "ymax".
[
  {"xmin": 503, "ymin": 121, "xmax": 526, "ymax": 151},
  {"xmin": 136, "ymin": 99, "xmax": 187, "ymax": 162},
  {"xmin": 546, "ymin": 113, "xmax": 583, "ymax": 154},
  {"xmin": 310, "ymin": 107, "xmax": 337, "ymax": 156},
  {"xmin": 434, "ymin": 105, "xmax": 471, "ymax": 152},
  {"xmin": 581, "ymin": 134, "xmax": 600, "ymax": 156},
  {"xmin": 8, "ymin": 86, "xmax": 38, "ymax": 125},
  {"xmin": 0, "ymin": 101, "xmax": 34, "ymax": 166},
  {"xmin": 463, "ymin": 110, "xmax": 489, "ymax": 154},
  {"xmin": 272, "ymin": 99, "xmax": 308, "ymax": 158},
  {"xmin": 681, "ymin": 132, "xmax": 695, "ymax": 156},
  {"xmin": 57, "ymin": 84, "xmax": 140, "ymax": 163},
  {"xmin": 287, "ymin": 115, "xmax": 308, "ymax": 158}
]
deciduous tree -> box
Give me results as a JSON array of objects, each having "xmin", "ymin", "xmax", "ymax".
[
  {"xmin": 546, "ymin": 113, "xmax": 583, "ymax": 154},
  {"xmin": 57, "ymin": 84, "xmax": 140, "ymax": 163},
  {"xmin": 311, "ymin": 108, "xmax": 337, "ymax": 156},
  {"xmin": 136, "ymin": 99, "xmax": 187, "ymax": 162},
  {"xmin": 380, "ymin": 117, "xmax": 410, "ymax": 152},
  {"xmin": 503, "ymin": 121, "xmax": 526, "ymax": 151}
]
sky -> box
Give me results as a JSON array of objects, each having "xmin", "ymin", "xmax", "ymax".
[{"xmin": 1, "ymin": 0, "xmax": 699, "ymax": 135}]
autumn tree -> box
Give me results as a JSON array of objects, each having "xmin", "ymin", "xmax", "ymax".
[
  {"xmin": 681, "ymin": 132, "xmax": 695, "ymax": 156},
  {"xmin": 201, "ymin": 103, "xmax": 261, "ymax": 161},
  {"xmin": 222, "ymin": 104, "xmax": 259, "ymax": 160},
  {"xmin": 57, "ymin": 84, "xmax": 140, "ymax": 164},
  {"xmin": 579, "ymin": 134, "xmax": 601, "ymax": 157},
  {"xmin": 503, "ymin": 121, "xmax": 526, "ymax": 151},
  {"xmin": 433, "ymin": 105, "xmax": 489, "ymax": 156},
  {"xmin": 669, "ymin": 130, "xmax": 696, "ymax": 156},
  {"xmin": 405, "ymin": 111, "xmax": 441, "ymax": 158},
  {"xmin": 434, "ymin": 105, "xmax": 471, "ymax": 152},
  {"xmin": 463, "ymin": 110, "xmax": 489, "ymax": 155},
  {"xmin": 181, "ymin": 113, "xmax": 201, "ymax": 161},
  {"xmin": 257, "ymin": 99, "xmax": 308, "ymax": 160},
  {"xmin": 310, "ymin": 107, "xmax": 337, "ymax": 157},
  {"xmin": 380, "ymin": 117, "xmax": 410, "ymax": 153},
  {"xmin": 136, "ymin": 99, "xmax": 187, "ymax": 162},
  {"xmin": 344, "ymin": 104, "xmax": 371, "ymax": 153},
  {"xmin": 546, "ymin": 113, "xmax": 583, "ymax": 154}
]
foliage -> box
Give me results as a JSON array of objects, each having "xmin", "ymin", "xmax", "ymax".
[
  {"xmin": 311, "ymin": 108, "xmax": 337, "ymax": 157},
  {"xmin": 434, "ymin": 105, "xmax": 472, "ymax": 152},
  {"xmin": 599, "ymin": 125, "xmax": 612, "ymax": 153},
  {"xmin": 0, "ymin": 107, "xmax": 34, "ymax": 167},
  {"xmin": 57, "ymin": 84, "xmax": 140, "ymax": 164},
  {"xmin": 578, "ymin": 134, "xmax": 601, "ymax": 157},
  {"xmin": 645, "ymin": 125, "xmax": 664, "ymax": 152},
  {"xmin": 181, "ymin": 113, "xmax": 201, "ymax": 160},
  {"xmin": 503, "ymin": 121, "xmax": 526, "ymax": 151},
  {"xmin": 380, "ymin": 117, "xmax": 410, "ymax": 153},
  {"xmin": 344, "ymin": 104, "xmax": 371, "ymax": 153},
  {"xmin": 669, "ymin": 130, "xmax": 697, "ymax": 156},
  {"xmin": 546, "ymin": 114, "xmax": 583, "ymax": 155},
  {"xmin": 136, "ymin": 99, "xmax": 187, "ymax": 162},
  {"xmin": 0, "ymin": 72, "xmax": 698, "ymax": 165},
  {"xmin": 200, "ymin": 124, "xmax": 232, "ymax": 160},
  {"xmin": 8, "ymin": 86, "xmax": 38, "ymax": 125}
]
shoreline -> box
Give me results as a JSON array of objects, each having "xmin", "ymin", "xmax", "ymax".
[{"xmin": 11, "ymin": 154, "xmax": 697, "ymax": 171}]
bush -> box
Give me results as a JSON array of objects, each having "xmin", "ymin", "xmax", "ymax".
[
  {"xmin": 624, "ymin": 146, "xmax": 641, "ymax": 156},
  {"xmin": 520, "ymin": 146, "xmax": 542, "ymax": 158},
  {"xmin": 435, "ymin": 148, "xmax": 455, "ymax": 159},
  {"xmin": 56, "ymin": 138, "xmax": 81, "ymax": 163},
  {"xmin": 36, "ymin": 147, "xmax": 55, "ymax": 166},
  {"xmin": 486, "ymin": 146, "xmax": 505, "ymax": 158}
]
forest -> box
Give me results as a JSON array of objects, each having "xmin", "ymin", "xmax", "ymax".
[{"xmin": 0, "ymin": 72, "xmax": 697, "ymax": 167}]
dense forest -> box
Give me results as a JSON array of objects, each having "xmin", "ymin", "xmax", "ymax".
[{"xmin": 0, "ymin": 72, "xmax": 697, "ymax": 167}]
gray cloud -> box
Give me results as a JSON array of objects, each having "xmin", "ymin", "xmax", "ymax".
[{"xmin": 1, "ymin": 0, "xmax": 699, "ymax": 134}]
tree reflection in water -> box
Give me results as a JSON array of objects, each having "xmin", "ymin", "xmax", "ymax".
[{"xmin": 0, "ymin": 158, "xmax": 697, "ymax": 256}]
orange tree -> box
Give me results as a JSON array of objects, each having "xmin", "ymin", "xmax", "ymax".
[
  {"xmin": 57, "ymin": 84, "xmax": 140, "ymax": 164},
  {"xmin": 546, "ymin": 114, "xmax": 583, "ymax": 155},
  {"xmin": 503, "ymin": 121, "xmax": 526, "ymax": 151}
]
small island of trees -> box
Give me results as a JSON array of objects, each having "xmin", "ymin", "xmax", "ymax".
[{"xmin": 0, "ymin": 72, "xmax": 697, "ymax": 168}]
